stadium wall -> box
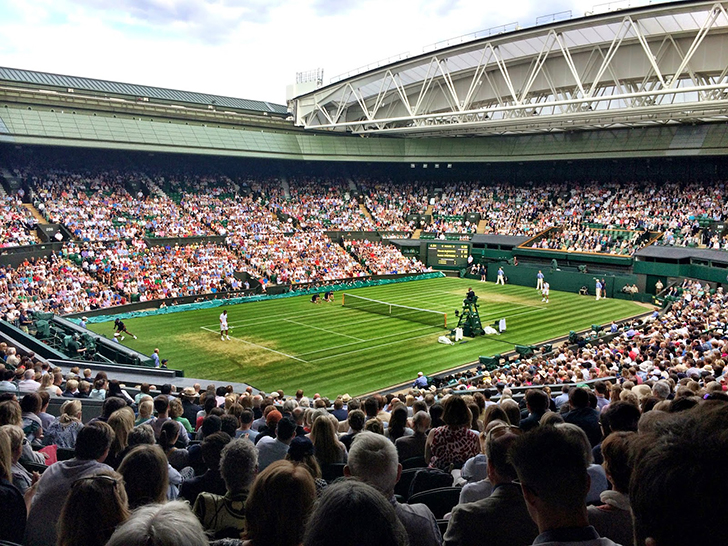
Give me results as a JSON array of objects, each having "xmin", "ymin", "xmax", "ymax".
[{"xmin": 4, "ymin": 105, "xmax": 728, "ymax": 162}]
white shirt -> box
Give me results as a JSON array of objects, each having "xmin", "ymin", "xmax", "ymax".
[{"xmin": 219, "ymin": 312, "xmax": 228, "ymax": 329}]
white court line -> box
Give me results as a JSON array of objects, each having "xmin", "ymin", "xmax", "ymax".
[
  {"xmin": 202, "ymin": 308, "xmax": 333, "ymax": 330},
  {"xmin": 308, "ymin": 331, "xmax": 438, "ymax": 363},
  {"xmin": 200, "ymin": 326, "xmax": 308, "ymax": 363},
  {"xmin": 283, "ymin": 318, "xmax": 365, "ymax": 341},
  {"xmin": 297, "ymin": 325, "xmax": 437, "ymax": 356}
]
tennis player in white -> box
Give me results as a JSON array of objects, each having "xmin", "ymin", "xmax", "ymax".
[{"xmin": 220, "ymin": 310, "xmax": 230, "ymax": 340}]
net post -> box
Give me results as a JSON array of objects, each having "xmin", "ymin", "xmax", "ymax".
[
  {"xmin": 444, "ymin": 313, "xmax": 447, "ymax": 329},
  {"xmin": 342, "ymin": 293, "xmax": 345, "ymax": 306}
]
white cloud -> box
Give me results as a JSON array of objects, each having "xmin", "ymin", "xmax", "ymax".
[{"xmin": 0, "ymin": 0, "xmax": 679, "ymax": 104}]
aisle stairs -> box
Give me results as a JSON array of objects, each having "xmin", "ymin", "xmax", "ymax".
[
  {"xmin": 23, "ymin": 203, "xmax": 48, "ymax": 224},
  {"xmin": 359, "ymin": 203, "xmax": 374, "ymax": 221}
]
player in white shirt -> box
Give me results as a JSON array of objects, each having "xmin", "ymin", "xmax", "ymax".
[
  {"xmin": 220, "ymin": 310, "xmax": 230, "ymax": 340},
  {"xmin": 541, "ymin": 282, "xmax": 550, "ymax": 303}
]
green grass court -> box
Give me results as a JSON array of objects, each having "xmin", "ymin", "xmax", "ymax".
[{"xmin": 89, "ymin": 277, "xmax": 649, "ymax": 398}]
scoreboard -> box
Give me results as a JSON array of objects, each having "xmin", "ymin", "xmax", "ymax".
[{"xmin": 427, "ymin": 243, "xmax": 470, "ymax": 267}]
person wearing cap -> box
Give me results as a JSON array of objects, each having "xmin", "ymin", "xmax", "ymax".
[
  {"xmin": 286, "ymin": 436, "xmax": 328, "ymax": 495},
  {"xmin": 79, "ymin": 316, "xmax": 88, "ymax": 329},
  {"xmin": 413, "ymin": 372, "xmax": 428, "ymax": 389}
]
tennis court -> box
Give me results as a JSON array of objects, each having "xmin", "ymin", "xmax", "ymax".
[{"xmin": 91, "ymin": 277, "xmax": 648, "ymax": 397}]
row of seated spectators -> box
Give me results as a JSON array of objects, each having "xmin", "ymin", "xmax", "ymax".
[
  {"xmin": 0, "ymin": 319, "xmax": 725, "ymax": 545},
  {"xmin": 230, "ymin": 232, "xmax": 368, "ymax": 284},
  {"xmin": 0, "ymin": 196, "xmax": 37, "ymax": 248},
  {"xmin": 26, "ymin": 169, "xmax": 210, "ymax": 241},
  {"xmin": 359, "ymin": 180, "xmax": 428, "ymax": 231},
  {"xmin": 0, "ymin": 254, "xmax": 121, "ymax": 316},
  {"xmin": 0, "ymin": 234, "xmax": 422, "ymax": 318},
  {"xmin": 268, "ymin": 177, "xmax": 377, "ymax": 231},
  {"xmin": 62, "ymin": 240, "xmax": 252, "ymax": 301},
  {"xmin": 167, "ymin": 175, "xmax": 291, "ymax": 237},
  {"xmin": 6, "ymin": 164, "xmax": 728, "ymax": 251},
  {"xmin": 530, "ymin": 222, "xmax": 647, "ymax": 255},
  {"xmin": 345, "ymin": 240, "xmax": 431, "ymax": 275}
]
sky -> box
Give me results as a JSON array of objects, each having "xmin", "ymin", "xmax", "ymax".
[{"xmin": 0, "ymin": 0, "xmax": 678, "ymax": 105}]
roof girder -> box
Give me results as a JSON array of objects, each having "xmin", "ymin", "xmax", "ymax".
[{"xmin": 293, "ymin": 1, "xmax": 728, "ymax": 136}]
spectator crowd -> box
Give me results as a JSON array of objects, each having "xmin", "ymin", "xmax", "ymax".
[
  {"xmin": 2, "ymin": 165, "xmax": 726, "ymax": 255},
  {"xmin": 0, "ymin": 272, "xmax": 725, "ymax": 546}
]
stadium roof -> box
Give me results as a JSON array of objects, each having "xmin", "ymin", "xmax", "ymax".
[
  {"xmin": 292, "ymin": 0, "xmax": 728, "ymax": 137},
  {"xmin": 0, "ymin": 66, "xmax": 288, "ymax": 116}
]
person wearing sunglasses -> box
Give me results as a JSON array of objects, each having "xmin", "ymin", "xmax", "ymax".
[{"xmin": 57, "ymin": 471, "xmax": 130, "ymax": 546}]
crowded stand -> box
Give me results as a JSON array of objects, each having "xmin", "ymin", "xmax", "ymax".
[
  {"xmin": 530, "ymin": 222, "xmax": 647, "ymax": 255},
  {"xmin": 359, "ymin": 180, "xmax": 430, "ymax": 231},
  {"xmin": 0, "ymin": 255, "xmax": 123, "ymax": 317},
  {"xmin": 0, "ymin": 276, "xmax": 726, "ymax": 545},
  {"xmin": 0, "ymin": 196, "xmax": 38, "ymax": 248},
  {"xmin": 26, "ymin": 169, "xmax": 210, "ymax": 240},
  {"xmin": 62, "ymin": 240, "xmax": 252, "ymax": 301},
  {"xmin": 346, "ymin": 239, "xmax": 431, "ymax": 275},
  {"xmin": 231, "ymin": 232, "xmax": 368, "ymax": 284},
  {"xmin": 161, "ymin": 174, "xmax": 290, "ymax": 237},
  {"xmin": 269, "ymin": 177, "xmax": 378, "ymax": 231},
  {"xmin": 5, "ymin": 164, "xmax": 727, "ymax": 256}
]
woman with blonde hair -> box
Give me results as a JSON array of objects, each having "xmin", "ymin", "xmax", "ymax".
[
  {"xmin": 244, "ymin": 460, "xmax": 316, "ymax": 546},
  {"xmin": 44, "ymin": 399, "xmax": 83, "ymax": 449},
  {"xmin": 0, "ymin": 429, "xmax": 26, "ymax": 543},
  {"xmin": 57, "ymin": 470, "xmax": 130, "ymax": 546},
  {"xmin": 107, "ymin": 407, "xmax": 135, "ymax": 469},
  {"xmin": 39, "ymin": 372, "xmax": 62, "ymax": 396},
  {"xmin": 135, "ymin": 398, "xmax": 154, "ymax": 426},
  {"xmin": 0, "ymin": 424, "xmax": 36, "ymax": 493},
  {"xmin": 0, "ymin": 400, "xmax": 45, "ymax": 465},
  {"xmin": 310, "ymin": 415, "xmax": 347, "ymax": 467}
]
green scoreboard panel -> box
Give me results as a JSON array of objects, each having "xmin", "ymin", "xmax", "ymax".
[{"xmin": 427, "ymin": 243, "xmax": 470, "ymax": 267}]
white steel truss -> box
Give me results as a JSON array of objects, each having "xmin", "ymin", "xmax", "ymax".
[{"xmin": 292, "ymin": 1, "xmax": 728, "ymax": 137}]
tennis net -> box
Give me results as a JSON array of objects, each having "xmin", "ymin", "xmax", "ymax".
[{"xmin": 342, "ymin": 293, "xmax": 447, "ymax": 329}]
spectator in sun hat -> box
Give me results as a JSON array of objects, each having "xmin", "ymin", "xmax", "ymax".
[{"xmin": 181, "ymin": 387, "xmax": 201, "ymax": 425}]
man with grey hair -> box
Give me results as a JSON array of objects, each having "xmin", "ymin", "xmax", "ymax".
[
  {"xmin": 18, "ymin": 369, "xmax": 40, "ymax": 392},
  {"xmin": 344, "ymin": 432, "xmax": 441, "ymax": 546},
  {"xmin": 193, "ymin": 439, "xmax": 257, "ymax": 538},
  {"xmin": 651, "ymin": 380, "xmax": 671, "ymax": 401},
  {"xmin": 106, "ymin": 501, "xmax": 208, "ymax": 546},
  {"xmin": 395, "ymin": 410, "xmax": 430, "ymax": 461}
]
